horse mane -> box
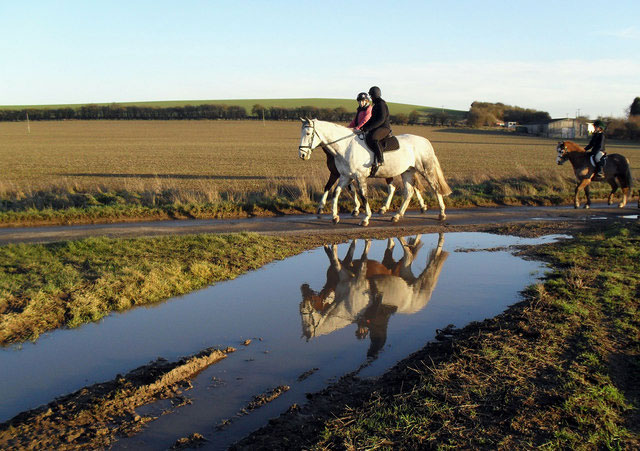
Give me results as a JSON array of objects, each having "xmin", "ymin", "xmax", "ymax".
[
  {"xmin": 563, "ymin": 140, "xmax": 585, "ymax": 152},
  {"xmin": 314, "ymin": 119, "xmax": 351, "ymax": 133}
]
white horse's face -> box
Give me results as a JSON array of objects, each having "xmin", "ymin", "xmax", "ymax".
[
  {"xmin": 298, "ymin": 120, "xmax": 317, "ymax": 160},
  {"xmin": 556, "ymin": 142, "xmax": 567, "ymax": 165}
]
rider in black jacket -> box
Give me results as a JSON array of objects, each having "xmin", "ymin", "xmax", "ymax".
[
  {"xmin": 585, "ymin": 119, "xmax": 606, "ymax": 177},
  {"xmin": 360, "ymin": 86, "xmax": 391, "ymax": 173}
]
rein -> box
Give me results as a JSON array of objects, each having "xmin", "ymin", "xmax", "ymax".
[{"xmin": 299, "ymin": 121, "xmax": 358, "ymax": 154}]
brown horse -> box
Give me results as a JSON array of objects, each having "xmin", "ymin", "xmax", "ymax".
[{"xmin": 556, "ymin": 140, "xmax": 634, "ymax": 209}]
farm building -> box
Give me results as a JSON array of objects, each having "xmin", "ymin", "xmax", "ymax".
[{"xmin": 518, "ymin": 118, "xmax": 592, "ymax": 138}]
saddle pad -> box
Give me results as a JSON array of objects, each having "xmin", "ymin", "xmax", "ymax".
[{"xmin": 381, "ymin": 135, "xmax": 400, "ymax": 152}]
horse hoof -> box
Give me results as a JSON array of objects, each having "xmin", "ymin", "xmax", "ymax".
[
  {"xmin": 351, "ymin": 210, "xmax": 360, "ymax": 217},
  {"xmin": 584, "ymin": 205, "xmax": 590, "ymax": 209},
  {"xmin": 438, "ymin": 213, "xmax": 446, "ymax": 221},
  {"xmin": 332, "ymin": 216, "xmax": 340, "ymax": 224},
  {"xmin": 574, "ymin": 205, "xmax": 579, "ymax": 209},
  {"xmin": 618, "ymin": 203, "xmax": 625, "ymax": 208},
  {"xmin": 378, "ymin": 208, "xmax": 387, "ymax": 215},
  {"xmin": 421, "ymin": 207, "xmax": 428, "ymax": 214},
  {"xmin": 392, "ymin": 215, "xmax": 401, "ymax": 223},
  {"xmin": 360, "ymin": 220, "xmax": 369, "ymax": 227}
]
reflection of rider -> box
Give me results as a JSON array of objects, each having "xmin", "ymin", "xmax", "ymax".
[
  {"xmin": 356, "ymin": 291, "xmax": 397, "ymax": 359},
  {"xmin": 360, "ymin": 86, "xmax": 391, "ymax": 173},
  {"xmin": 585, "ymin": 119, "xmax": 606, "ymax": 177},
  {"xmin": 349, "ymin": 92, "xmax": 372, "ymax": 131}
]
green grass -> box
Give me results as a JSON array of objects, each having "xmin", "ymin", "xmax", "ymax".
[
  {"xmin": 0, "ymin": 98, "xmax": 467, "ymax": 117},
  {"xmin": 0, "ymin": 232, "xmax": 321, "ymax": 345}
]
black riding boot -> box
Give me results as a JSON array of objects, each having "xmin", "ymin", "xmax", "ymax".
[
  {"xmin": 594, "ymin": 161, "xmax": 604, "ymax": 177},
  {"xmin": 373, "ymin": 142, "xmax": 384, "ymax": 165}
]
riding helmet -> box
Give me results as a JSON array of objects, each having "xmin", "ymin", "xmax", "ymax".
[
  {"xmin": 356, "ymin": 92, "xmax": 370, "ymax": 102},
  {"xmin": 593, "ymin": 119, "xmax": 606, "ymax": 130},
  {"xmin": 368, "ymin": 86, "xmax": 381, "ymax": 99}
]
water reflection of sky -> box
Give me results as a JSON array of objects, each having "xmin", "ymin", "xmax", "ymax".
[{"xmin": 1, "ymin": 232, "xmax": 565, "ymax": 446}]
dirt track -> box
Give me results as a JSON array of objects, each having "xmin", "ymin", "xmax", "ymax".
[{"xmin": 1, "ymin": 203, "xmax": 638, "ymax": 245}]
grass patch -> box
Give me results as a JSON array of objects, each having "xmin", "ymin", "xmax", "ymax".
[
  {"xmin": 236, "ymin": 222, "xmax": 640, "ymax": 449},
  {"xmin": 0, "ymin": 232, "xmax": 321, "ymax": 345}
]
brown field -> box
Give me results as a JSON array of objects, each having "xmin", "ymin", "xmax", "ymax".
[{"xmin": 1, "ymin": 120, "xmax": 639, "ymax": 205}]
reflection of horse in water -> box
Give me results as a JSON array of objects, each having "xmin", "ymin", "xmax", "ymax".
[{"xmin": 300, "ymin": 234, "xmax": 448, "ymax": 359}]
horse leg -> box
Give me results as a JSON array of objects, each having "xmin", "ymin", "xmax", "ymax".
[
  {"xmin": 612, "ymin": 176, "xmax": 628, "ymax": 208},
  {"xmin": 392, "ymin": 171, "xmax": 415, "ymax": 223},
  {"xmin": 414, "ymin": 186, "xmax": 427, "ymax": 213},
  {"xmin": 379, "ymin": 178, "xmax": 396, "ymax": 215},
  {"xmin": 354, "ymin": 176, "xmax": 372, "ymax": 227},
  {"xmin": 349, "ymin": 182, "xmax": 361, "ymax": 217},
  {"xmin": 418, "ymin": 168, "xmax": 446, "ymax": 220},
  {"xmin": 606, "ymin": 179, "xmax": 619, "ymax": 206},
  {"xmin": 331, "ymin": 177, "xmax": 350, "ymax": 224},
  {"xmin": 574, "ymin": 179, "xmax": 590, "ymax": 209},
  {"xmin": 318, "ymin": 173, "xmax": 338, "ymax": 216},
  {"xmin": 435, "ymin": 192, "xmax": 446, "ymax": 220},
  {"xmin": 584, "ymin": 184, "xmax": 591, "ymax": 209}
]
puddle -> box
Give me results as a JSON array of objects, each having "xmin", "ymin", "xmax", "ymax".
[{"xmin": 0, "ymin": 232, "xmax": 566, "ymax": 449}]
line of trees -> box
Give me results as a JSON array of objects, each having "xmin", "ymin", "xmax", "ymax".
[
  {"xmin": 0, "ymin": 102, "xmax": 464, "ymax": 126},
  {"xmin": 467, "ymin": 101, "xmax": 551, "ymax": 127},
  {"xmin": 0, "ymin": 104, "xmax": 248, "ymax": 121}
]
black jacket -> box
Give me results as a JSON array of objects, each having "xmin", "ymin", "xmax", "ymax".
[
  {"xmin": 585, "ymin": 132, "xmax": 605, "ymax": 154},
  {"xmin": 361, "ymin": 97, "xmax": 390, "ymax": 132}
]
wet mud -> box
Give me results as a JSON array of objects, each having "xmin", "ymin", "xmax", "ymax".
[{"xmin": 0, "ymin": 346, "xmax": 234, "ymax": 450}]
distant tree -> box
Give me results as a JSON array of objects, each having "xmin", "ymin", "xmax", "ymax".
[
  {"xmin": 629, "ymin": 97, "xmax": 640, "ymax": 117},
  {"xmin": 392, "ymin": 113, "xmax": 409, "ymax": 125},
  {"xmin": 252, "ymin": 104, "xmax": 266, "ymax": 118},
  {"xmin": 408, "ymin": 110, "xmax": 421, "ymax": 125}
]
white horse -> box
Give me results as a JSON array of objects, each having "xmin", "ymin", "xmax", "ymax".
[
  {"xmin": 299, "ymin": 119, "xmax": 451, "ymax": 226},
  {"xmin": 317, "ymin": 145, "xmax": 430, "ymax": 218}
]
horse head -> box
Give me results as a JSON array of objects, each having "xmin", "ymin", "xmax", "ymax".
[
  {"xmin": 556, "ymin": 141, "xmax": 569, "ymax": 165},
  {"xmin": 298, "ymin": 117, "xmax": 318, "ymax": 160}
]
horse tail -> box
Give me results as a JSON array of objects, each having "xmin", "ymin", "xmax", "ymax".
[
  {"xmin": 617, "ymin": 155, "xmax": 633, "ymax": 190},
  {"xmin": 431, "ymin": 158, "xmax": 452, "ymax": 196}
]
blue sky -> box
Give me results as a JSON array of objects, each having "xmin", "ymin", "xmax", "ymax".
[{"xmin": 1, "ymin": 0, "xmax": 639, "ymax": 118}]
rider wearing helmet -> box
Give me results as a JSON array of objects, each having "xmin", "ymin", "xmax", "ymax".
[
  {"xmin": 360, "ymin": 86, "xmax": 392, "ymax": 173},
  {"xmin": 349, "ymin": 92, "xmax": 373, "ymax": 130},
  {"xmin": 585, "ymin": 119, "xmax": 606, "ymax": 177}
]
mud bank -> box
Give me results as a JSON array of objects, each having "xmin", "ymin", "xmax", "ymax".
[{"xmin": 0, "ymin": 347, "xmax": 235, "ymax": 450}]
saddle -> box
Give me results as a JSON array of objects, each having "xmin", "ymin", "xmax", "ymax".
[
  {"xmin": 380, "ymin": 133, "xmax": 400, "ymax": 152},
  {"xmin": 589, "ymin": 153, "xmax": 607, "ymax": 168}
]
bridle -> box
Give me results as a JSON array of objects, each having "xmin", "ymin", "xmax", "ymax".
[
  {"xmin": 299, "ymin": 120, "xmax": 360, "ymax": 158},
  {"xmin": 298, "ymin": 121, "xmax": 321, "ymax": 155},
  {"xmin": 556, "ymin": 142, "xmax": 568, "ymax": 164}
]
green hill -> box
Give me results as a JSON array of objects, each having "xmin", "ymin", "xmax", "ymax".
[{"xmin": 0, "ymin": 98, "xmax": 466, "ymax": 118}]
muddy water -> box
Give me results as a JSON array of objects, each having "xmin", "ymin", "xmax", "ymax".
[{"xmin": 0, "ymin": 232, "xmax": 566, "ymax": 449}]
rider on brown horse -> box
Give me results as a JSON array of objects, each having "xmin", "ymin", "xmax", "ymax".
[{"xmin": 585, "ymin": 119, "xmax": 606, "ymax": 177}]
